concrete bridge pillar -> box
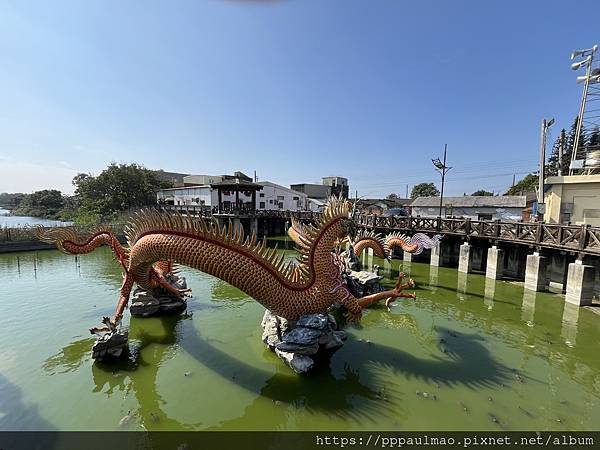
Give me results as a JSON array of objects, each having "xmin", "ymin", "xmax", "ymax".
[
  {"xmin": 485, "ymin": 246, "xmax": 504, "ymax": 280},
  {"xmin": 367, "ymin": 247, "xmax": 374, "ymax": 270},
  {"xmin": 403, "ymin": 250, "xmax": 412, "ymax": 263},
  {"xmin": 524, "ymin": 253, "xmax": 547, "ymax": 292},
  {"xmin": 565, "ymin": 260, "xmax": 595, "ymax": 306},
  {"xmin": 430, "ymin": 242, "xmax": 441, "ymax": 267},
  {"xmin": 458, "ymin": 242, "xmax": 471, "ymax": 274}
]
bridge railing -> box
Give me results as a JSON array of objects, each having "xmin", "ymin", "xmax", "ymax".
[
  {"xmin": 159, "ymin": 204, "xmax": 320, "ymax": 220},
  {"xmin": 355, "ymin": 215, "xmax": 600, "ymax": 256}
]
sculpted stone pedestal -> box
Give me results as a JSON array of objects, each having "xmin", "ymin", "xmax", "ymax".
[{"xmin": 261, "ymin": 311, "xmax": 347, "ymax": 373}]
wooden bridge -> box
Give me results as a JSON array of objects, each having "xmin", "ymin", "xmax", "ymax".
[{"xmin": 356, "ymin": 215, "xmax": 600, "ymax": 257}]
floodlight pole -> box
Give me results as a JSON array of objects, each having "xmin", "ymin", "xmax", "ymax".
[{"xmin": 570, "ymin": 52, "xmax": 595, "ymax": 175}]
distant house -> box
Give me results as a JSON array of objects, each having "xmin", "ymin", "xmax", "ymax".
[
  {"xmin": 410, "ymin": 196, "xmax": 527, "ymax": 221},
  {"xmin": 356, "ymin": 198, "xmax": 412, "ymax": 216},
  {"xmin": 153, "ymin": 170, "xmax": 190, "ymax": 187},
  {"xmin": 291, "ymin": 176, "xmax": 349, "ymax": 199}
]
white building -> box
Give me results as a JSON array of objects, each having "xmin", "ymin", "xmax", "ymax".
[
  {"xmin": 157, "ymin": 178, "xmax": 309, "ymax": 212},
  {"xmin": 256, "ymin": 181, "xmax": 307, "ymax": 211},
  {"xmin": 157, "ymin": 185, "xmax": 215, "ymax": 207},
  {"xmin": 411, "ymin": 196, "xmax": 526, "ymax": 221}
]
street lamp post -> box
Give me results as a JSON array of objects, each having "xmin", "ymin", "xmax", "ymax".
[
  {"xmin": 432, "ymin": 144, "xmax": 452, "ymax": 218},
  {"xmin": 538, "ymin": 118, "xmax": 554, "ymax": 219}
]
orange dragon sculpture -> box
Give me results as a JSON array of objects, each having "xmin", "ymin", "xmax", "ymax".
[
  {"xmin": 37, "ymin": 197, "xmax": 416, "ymax": 336},
  {"xmin": 288, "ymin": 217, "xmax": 442, "ymax": 261}
]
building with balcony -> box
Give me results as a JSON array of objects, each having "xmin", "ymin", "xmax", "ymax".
[{"xmin": 156, "ymin": 172, "xmax": 308, "ymax": 213}]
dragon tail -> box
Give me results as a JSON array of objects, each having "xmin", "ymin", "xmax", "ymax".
[
  {"xmin": 35, "ymin": 226, "xmax": 129, "ymax": 270},
  {"xmin": 385, "ymin": 232, "xmax": 442, "ymax": 256},
  {"xmin": 352, "ymin": 230, "xmax": 388, "ymax": 259}
]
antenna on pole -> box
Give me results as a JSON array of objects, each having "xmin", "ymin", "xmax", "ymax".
[{"xmin": 432, "ymin": 144, "xmax": 452, "ymax": 217}]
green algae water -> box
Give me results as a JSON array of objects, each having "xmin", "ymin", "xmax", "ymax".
[{"xmin": 1, "ymin": 243, "xmax": 599, "ymax": 431}]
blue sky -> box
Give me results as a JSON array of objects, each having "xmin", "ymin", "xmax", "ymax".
[{"xmin": 1, "ymin": 0, "xmax": 598, "ymax": 197}]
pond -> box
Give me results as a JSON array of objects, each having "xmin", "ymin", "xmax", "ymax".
[
  {"xmin": 0, "ymin": 242, "xmax": 598, "ymax": 431},
  {"xmin": 0, "ymin": 208, "xmax": 72, "ymax": 228}
]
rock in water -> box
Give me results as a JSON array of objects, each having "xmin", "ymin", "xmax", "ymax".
[
  {"xmin": 343, "ymin": 270, "xmax": 385, "ymax": 298},
  {"xmin": 262, "ymin": 311, "xmax": 347, "ymax": 373},
  {"xmin": 130, "ymin": 274, "xmax": 188, "ymax": 317},
  {"xmin": 275, "ymin": 349, "xmax": 314, "ymax": 373},
  {"xmin": 92, "ymin": 331, "xmax": 128, "ymax": 361},
  {"xmin": 261, "ymin": 310, "xmax": 290, "ymax": 349}
]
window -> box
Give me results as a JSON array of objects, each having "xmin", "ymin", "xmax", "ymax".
[
  {"xmin": 293, "ymin": 196, "xmax": 299, "ymax": 201},
  {"xmin": 277, "ymin": 196, "xmax": 284, "ymax": 201},
  {"xmin": 478, "ymin": 213, "xmax": 493, "ymax": 221},
  {"xmin": 269, "ymin": 199, "xmax": 273, "ymax": 204},
  {"xmin": 278, "ymin": 202, "xmax": 284, "ymax": 209},
  {"xmin": 259, "ymin": 202, "xmax": 265, "ymax": 209},
  {"xmin": 259, "ymin": 193, "xmax": 265, "ymax": 198}
]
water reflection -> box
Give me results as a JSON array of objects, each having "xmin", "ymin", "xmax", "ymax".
[
  {"xmin": 457, "ymin": 272, "xmax": 468, "ymax": 298},
  {"xmin": 521, "ymin": 290, "xmax": 536, "ymax": 326},
  {"xmin": 41, "ymin": 314, "xmax": 514, "ymax": 429},
  {"xmin": 428, "ymin": 266, "xmax": 439, "ymax": 290},
  {"xmin": 561, "ymin": 303, "xmax": 580, "ymax": 348},
  {"xmin": 484, "ymin": 278, "xmax": 495, "ymax": 310},
  {"xmin": 383, "ymin": 260, "xmax": 392, "ymax": 279},
  {"xmin": 0, "ymin": 373, "xmax": 57, "ymax": 431}
]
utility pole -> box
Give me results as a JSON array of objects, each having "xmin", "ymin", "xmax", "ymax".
[
  {"xmin": 432, "ymin": 144, "xmax": 451, "ymax": 218},
  {"xmin": 538, "ymin": 118, "xmax": 555, "ymax": 218},
  {"xmin": 405, "ymin": 184, "xmax": 409, "ymax": 198}
]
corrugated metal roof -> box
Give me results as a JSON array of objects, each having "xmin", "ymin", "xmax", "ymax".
[{"xmin": 410, "ymin": 196, "xmax": 526, "ymax": 208}]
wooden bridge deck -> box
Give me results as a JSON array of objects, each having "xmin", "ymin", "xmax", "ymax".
[{"xmin": 356, "ymin": 215, "xmax": 600, "ymax": 257}]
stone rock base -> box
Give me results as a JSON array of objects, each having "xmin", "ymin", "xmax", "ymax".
[
  {"xmin": 92, "ymin": 331, "xmax": 128, "ymax": 361},
  {"xmin": 130, "ymin": 275, "xmax": 188, "ymax": 317},
  {"xmin": 343, "ymin": 270, "xmax": 385, "ymax": 298},
  {"xmin": 261, "ymin": 310, "xmax": 347, "ymax": 373}
]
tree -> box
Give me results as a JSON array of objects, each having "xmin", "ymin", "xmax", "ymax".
[
  {"xmin": 505, "ymin": 173, "xmax": 538, "ymax": 195},
  {"xmin": 386, "ymin": 193, "xmax": 399, "ymax": 200},
  {"xmin": 13, "ymin": 190, "xmax": 65, "ymax": 219},
  {"xmin": 73, "ymin": 163, "xmax": 172, "ymax": 222},
  {"xmin": 0, "ymin": 192, "xmax": 26, "ymax": 208},
  {"xmin": 471, "ymin": 190, "xmax": 494, "ymax": 196},
  {"xmin": 586, "ymin": 126, "xmax": 600, "ymax": 149},
  {"xmin": 410, "ymin": 182, "xmax": 439, "ymax": 199}
]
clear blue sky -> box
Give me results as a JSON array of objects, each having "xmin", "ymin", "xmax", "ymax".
[{"xmin": 1, "ymin": 0, "xmax": 598, "ymax": 197}]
